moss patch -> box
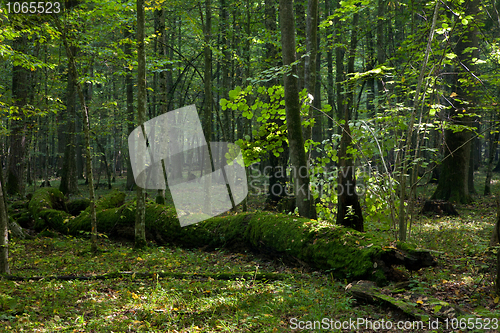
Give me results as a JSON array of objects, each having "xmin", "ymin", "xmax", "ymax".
[
  {"xmin": 28, "ymin": 188, "xmax": 69, "ymax": 232},
  {"xmin": 67, "ymin": 198, "xmax": 91, "ymax": 216},
  {"xmin": 28, "ymin": 188, "xmax": 67, "ymax": 216},
  {"xmin": 35, "ymin": 209, "xmax": 72, "ymax": 233}
]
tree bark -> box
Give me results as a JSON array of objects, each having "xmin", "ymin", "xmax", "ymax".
[
  {"xmin": 202, "ymin": 0, "xmax": 213, "ymax": 214},
  {"xmin": 485, "ymin": 125, "xmax": 499, "ymax": 196},
  {"xmin": 0, "ymin": 157, "xmax": 10, "ymax": 274},
  {"xmin": 135, "ymin": 0, "xmax": 147, "ymax": 249},
  {"xmin": 279, "ymin": 0, "xmax": 316, "ymax": 219},
  {"xmin": 125, "ymin": 28, "xmax": 136, "ymax": 191}
]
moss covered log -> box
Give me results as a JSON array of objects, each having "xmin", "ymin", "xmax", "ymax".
[
  {"xmin": 67, "ymin": 195, "xmax": 436, "ymax": 284},
  {"xmin": 28, "ymin": 188, "xmax": 70, "ymax": 232}
]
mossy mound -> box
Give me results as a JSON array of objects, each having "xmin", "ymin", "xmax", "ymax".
[
  {"xmin": 35, "ymin": 209, "xmax": 72, "ymax": 233},
  {"xmin": 28, "ymin": 188, "xmax": 67, "ymax": 215},
  {"xmin": 94, "ymin": 189, "xmax": 126, "ymax": 210},
  {"xmin": 68, "ymin": 190, "xmax": 127, "ymax": 234},
  {"xmin": 68, "ymin": 200, "xmax": 391, "ymax": 284},
  {"xmin": 28, "ymin": 188, "xmax": 69, "ymax": 232},
  {"xmin": 67, "ymin": 198, "xmax": 91, "ymax": 216}
]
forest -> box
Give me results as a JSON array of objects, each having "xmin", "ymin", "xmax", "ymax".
[{"xmin": 1, "ymin": 0, "xmax": 500, "ymax": 331}]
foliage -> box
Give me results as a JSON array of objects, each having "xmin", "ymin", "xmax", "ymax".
[{"xmin": 221, "ymin": 85, "xmax": 315, "ymax": 166}]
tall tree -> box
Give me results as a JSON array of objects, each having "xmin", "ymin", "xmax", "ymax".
[
  {"xmin": 431, "ymin": 0, "xmax": 480, "ymax": 204},
  {"xmin": 59, "ymin": 42, "xmax": 79, "ymax": 195},
  {"xmin": 54, "ymin": 7, "xmax": 99, "ymax": 253},
  {"xmin": 303, "ymin": 0, "xmax": 318, "ymax": 143},
  {"xmin": 6, "ymin": 32, "xmax": 29, "ymax": 196},
  {"xmin": 202, "ymin": 0, "xmax": 213, "ymax": 213},
  {"xmin": 336, "ymin": 10, "xmax": 363, "ymax": 232},
  {"xmin": 125, "ymin": 27, "xmax": 136, "ymax": 191},
  {"xmin": 135, "ymin": 0, "xmax": 147, "ymax": 249},
  {"xmin": 279, "ymin": 0, "xmax": 316, "ymax": 219}
]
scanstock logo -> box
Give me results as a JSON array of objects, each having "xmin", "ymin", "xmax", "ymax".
[{"xmin": 128, "ymin": 105, "xmax": 248, "ymax": 227}]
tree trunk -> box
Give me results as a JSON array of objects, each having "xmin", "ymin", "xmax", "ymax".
[
  {"xmin": 485, "ymin": 126, "xmax": 499, "ymax": 195},
  {"xmin": 336, "ymin": 11, "xmax": 363, "ymax": 232},
  {"xmin": 325, "ymin": 0, "xmax": 334, "ymax": 130},
  {"xmin": 468, "ymin": 135, "xmax": 477, "ymax": 195},
  {"xmin": 279, "ymin": 0, "xmax": 316, "ymax": 219},
  {"xmin": 303, "ymin": 0, "xmax": 318, "ymax": 143},
  {"xmin": 376, "ymin": 0, "xmax": 386, "ymax": 99},
  {"xmin": 264, "ymin": 0, "xmax": 288, "ymax": 204},
  {"xmin": 294, "ymin": 0, "xmax": 306, "ymax": 89},
  {"xmin": 59, "ymin": 45, "xmax": 79, "ymax": 195},
  {"xmin": 6, "ymin": 34, "xmax": 29, "ymax": 197},
  {"xmin": 135, "ymin": 0, "xmax": 147, "ymax": 249},
  {"xmin": 54, "ymin": 5, "xmax": 98, "ymax": 253},
  {"xmin": 0, "ymin": 157, "xmax": 9, "ymax": 274},
  {"xmin": 125, "ymin": 29, "xmax": 136, "ymax": 191},
  {"xmin": 334, "ymin": 0, "xmax": 345, "ymax": 126},
  {"xmin": 432, "ymin": 0, "xmax": 479, "ymax": 204}
]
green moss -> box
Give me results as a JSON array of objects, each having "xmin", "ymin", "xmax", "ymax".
[
  {"xmin": 36, "ymin": 209, "xmax": 72, "ymax": 233},
  {"xmin": 28, "ymin": 188, "xmax": 69, "ymax": 233},
  {"xmin": 71, "ymin": 190, "xmax": 127, "ymax": 232},
  {"xmin": 396, "ymin": 241, "xmax": 416, "ymax": 253},
  {"xmin": 10, "ymin": 200, "xmax": 27, "ymax": 211},
  {"xmin": 95, "ymin": 189, "xmax": 126, "ymax": 210},
  {"xmin": 28, "ymin": 188, "xmax": 67, "ymax": 216},
  {"xmin": 67, "ymin": 198, "xmax": 90, "ymax": 216}
]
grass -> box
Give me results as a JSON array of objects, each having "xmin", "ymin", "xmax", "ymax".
[
  {"xmin": 2, "ymin": 168, "xmax": 500, "ymax": 332},
  {"xmin": 1, "ymin": 237, "xmax": 369, "ymax": 332}
]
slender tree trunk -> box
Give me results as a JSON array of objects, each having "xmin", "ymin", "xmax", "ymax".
[
  {"xmin": 294, "ymin": 0, "xmax": 306, "ymax": 89},
  {"xmin": 125, "ymin": 29, "xmax": 136, "ymax": 191},
  {"xmin": 376, "ymin": 0, "xmax": 386, "ymax": 99},
  {"xmin": 468, "ymin": 133, "xmax": 477, "ymax": 195},
  {"xmin": 334, "ymin": 0, "xmax": 345, "ymax": 127},
  {"xmin": 303, "ymin": 0, "xmax": 318, "ymax": 143},
  {"xmin": 485, "ymin": 125, "xmax": 499, "ymax": 195},
  {"xmin": 0, "ymin": 158, "xmax": 9, "ymax": 274},
  {"xmin": 202, "ymin": 0, "xmax": 213, "ymax": 213},
  {"xmin": 135, "ymin": 0, "xmax": 147, "ymax": 249},
  {"xmin": 325, "ymin": 0, "xmax": 334, "ymax": 130},
  {"xmin": 279, "ymin": 0, "xmax": 316, "ymax": 219}
]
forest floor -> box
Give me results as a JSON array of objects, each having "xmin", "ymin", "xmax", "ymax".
[{"xmin": 1, "ymin": 168, "xmax": 499, "ymax": 332}]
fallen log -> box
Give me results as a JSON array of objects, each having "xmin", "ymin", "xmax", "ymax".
[
  {"xmin": 3, "ymin": 271, "xmax": 297, "ymax": 282},
  {"xmin": 28, "ymin": 188, "xmax": 71, "ymax": 232},
  {"xmin": 66, "ymin": 196, "xmax": 437, "ymax": 285},
  {"xmin": 346, "ymin": 280, "xmax": 463, "ymax": 320}
]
